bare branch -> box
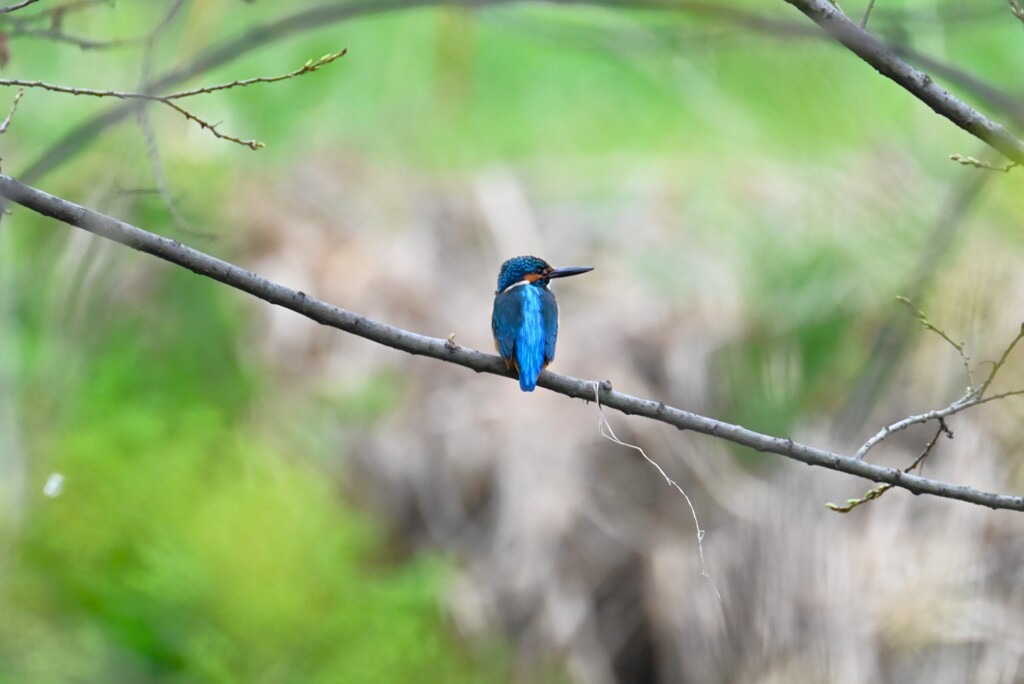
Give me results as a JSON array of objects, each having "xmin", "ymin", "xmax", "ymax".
[
  {"xmin": 978, "ymin": 324, "xmax": 1024, "ymax": 397},
  {"xmin": 1, "ymin": 174, "xmax": 1022, "ymax": 512},
  {"xmin": 976, "ymin": 388, "xmax": 1024, "ymax": 406},
  {"xmin": 896, "ymin": 296, "xmax": 973, "ymax": 392},
  {"xmin": 854, "ymin": 393, "xmax": 972, "ymax": 461},
  {"xmin": 163, "ymin": 51, "xmax": 346, "ymax": 100},
  {"xmin": 3, "ymin": 0, "xmax": 180, "ymax": 51},
  {"xmin": 837, "ymin": 168, "xmax": 992, "ymax": 438},
  {"xmin": 0, "ymin": 88, "xmax": 24, "ymax": 135},
  {"xmin": 784, "ymin": 0, "xmax": 1024, "ymax": 165},
  {"xmin": 143, "ymin": 0, "xmax": 188, "ymax": 42},
  {"xmin": 0, "ymin": 0, "xmax": 39, "ymax": 14},
  {"xmin": 950, "ymin": 153, "xmax": 1019, "ymax": 173},
  {"xmin": 829, "ymin": 420, "xmax": 948, "ymax": 512},
  {"xmin": 159, "ymin": 100, "xmax": 262, "ymax": 149},
  {"xmin": 1010, "ymin": 0, "xmax": 1024, "ymax": 24},
  {"xmin": 854, "ymin": 317, "xmax": 1024, "ymax": 462},
  {"xmin": 134, "ymin": 108, "xmax": 211, "ymax": 239},
  {"xmin": 0, "ymin": 50, "xmax": 346, "ymax": 149},
  {"xmin": 131, "ymin": 0, "xmax": 208, "ymax": 237},
  {"xmin": 0, "ymin": 76, "xmax": 262, "ymax": 148},
  {"xmin": 859, "ymin": 0, "xmax": 876, "ymax": 28},
  {"xmin": 6, "ymin": 28, "xmax": 130, "ymax": 50},
  {"xmin": 889, "ymin": 46, "xmax": 1024, "ymax": 128},
  {"xmin": 14, "ymin": 0, "xmax": 110, "ymax": 18}
]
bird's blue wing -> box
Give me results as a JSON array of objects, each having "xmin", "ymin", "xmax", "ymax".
[
  {"xmin": 541, "ymin": 288, "xmax": 559, "ymax": 366},
  {"xmin": 492, "ymin": 286, "xmax": 559, "ymax": 392},
  {"xmin": 515, "ymin": 286, "xmax": 547, "ymax": 391},
  {"xmin": 492, "ymin": 290, "xmax": 522, "ymax": 362}
]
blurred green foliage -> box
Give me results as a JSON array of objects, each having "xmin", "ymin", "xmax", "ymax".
[{"xmin": 2, "ymin": 259, "xmax": 511, "ymax": 682}]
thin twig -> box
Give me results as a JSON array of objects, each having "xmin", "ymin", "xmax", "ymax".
[
  {"xmin": 5, "ymin": 28, "xmax": 130, "ymax": 50},
  {"xmin": 162, "ymin": 51, "xmax": 346, "ymax": 100},
  {"xmin": 1010, "ymin": 0, "xmax": 1024, "ymax": 24},
  {"xmin": 134, "ymin": 108, "xmax": 212, "ymax": 238},
  {"xmin": 975, "ymin": 388, "xmax": 1024, "ymax": 406},
  {"xmin": 143, "ymin": 0, "xmax": 189, "ymax": 43},
  {"xmin": 859, "ymin": 0, "xmax": 876, "ymax": 28},
  {"xmin": 950, "ymin": 153, "xmax": 1020, "ymax": 173},
  {"xmin": 1, "ymin": 174, "xmax": 1022, "ymax": 512},
  {"xmin": 593, "ymin": 381, "xmax": 720, "ymax": 600},
  {"xmin": 0, "ymin": 0, "xmax": 39, "ymax": 14},
  {"xmin": 13, "ymin": 0, "xmax": 109, "ymax": 19},
  {"xmin": 836, "ymin": 159, "xmax": 992, "ymax": 439},
  {"xmin": 854, "ymin": 392, "xmax": 972, "ymax": 461},
  {"xmin": 854, "ymin": 318, "xmax": 1024, "ymax": 462},
  {"xmin": 896, "ymin": 296, "xmax": 973, "ymax": 392},
  {"xmin": 132, "ymin": 0, "xmax": 209, "ymax": 237},
  {"xmin": 978, "ymin": 324, "xmax": 1024, "ymax": 397},
  {"xmin": 4, "ymin": 0, "xmax": 177, "ymax": 51},
  {"xmin": 785, "ymin": 0, "xmax": 1024, "ymax": 165},
  {"xmin": 0, "ymin": 50, "xmax": 346, "ymax": 150},
  {"xmin": 829, "ymin": 420, "xmax": 948, "ymax": 512},
  {"xmin": 158, "ymin": 99, "xmax": 262, "ymax": 149},
  {"xmin": 0, "ymin": 89, "xmax": 24, "ymax": 135}
]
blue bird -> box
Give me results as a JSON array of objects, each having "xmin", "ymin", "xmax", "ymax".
[{"xmin": 491, "ymin": 255, "xmax": 593, "ymax": 392}]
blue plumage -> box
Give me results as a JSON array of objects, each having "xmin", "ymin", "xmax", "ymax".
[{"xmin": 491, "ymin": 256, "xmax": 593, "ymax": 392}]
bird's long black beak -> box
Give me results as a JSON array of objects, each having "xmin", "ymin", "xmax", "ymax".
[{"xmin": 546, "ymin": 265, "xmax": 594, "ymax": 280}]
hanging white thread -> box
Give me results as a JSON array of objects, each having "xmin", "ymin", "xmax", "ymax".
[{"xmin": 593, "ymin": 382, "xmax": 721, "ymax": 601}]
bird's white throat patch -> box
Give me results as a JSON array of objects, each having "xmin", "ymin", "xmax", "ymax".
[{"xmin": 499, "ymin": 279, "xmax": 532, "ymax": 295}]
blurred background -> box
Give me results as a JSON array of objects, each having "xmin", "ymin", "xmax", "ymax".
[{"xmin": 2, "ymin": 1, "xmax": 1024, "ymax": 682}]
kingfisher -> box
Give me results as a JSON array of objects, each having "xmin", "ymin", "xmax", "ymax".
[{"xmin": 491, "ymin": 255, "xmax": 594, "ymax": 392}]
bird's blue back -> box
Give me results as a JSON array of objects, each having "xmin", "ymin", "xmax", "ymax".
[{"xmin": 492, "ymin": 283, "xmax": 558, "ymax": 392}]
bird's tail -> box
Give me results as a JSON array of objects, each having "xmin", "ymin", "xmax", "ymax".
[{"xmin": 516, "ymin": 357, "xmax": 541, "ymax": 392}]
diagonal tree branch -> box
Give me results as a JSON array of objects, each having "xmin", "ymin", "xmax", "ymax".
[
  {"xmin": 0, "ymin": 0, "xmax": 39, "ymax": 14},
  {"xmin": 1, "ymin": 173, "xmax": 1021, "ymax": 512},
  {"xmin": 784, "ymin": 0, "xmax": 1024, "ymax": 165}
]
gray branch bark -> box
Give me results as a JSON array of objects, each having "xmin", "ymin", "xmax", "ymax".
[
  {"xmin": 785, "ymin": 0, "xmax": 1024, "ymax": 164},
  {"xmin": 2, "ymin": 174, "xmax": 1021, "ymax": 513}
]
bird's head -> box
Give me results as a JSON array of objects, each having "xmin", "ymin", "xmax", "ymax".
[{"xmin": 495, "ymin": 255, "xmax": 594, "ymax": 294}]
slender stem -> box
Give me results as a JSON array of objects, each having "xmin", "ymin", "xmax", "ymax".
[
  {"xmin": 0, "ymin": 50, "xmax": 345, "ymax": 150},
  {"xmin": 829, "ymin": 421, "xmax": 947, "ymax": 513},
  {"xmin": 860, "ymin": 0, "xmax": 876, "ymax": 28},
  {"xmin": 0, "ymin": 0, "xmax": 39, "ymax": 14},
  {"xmin": 979, "ymin": 326, "xmax": 1024, "ymax": 397}
]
